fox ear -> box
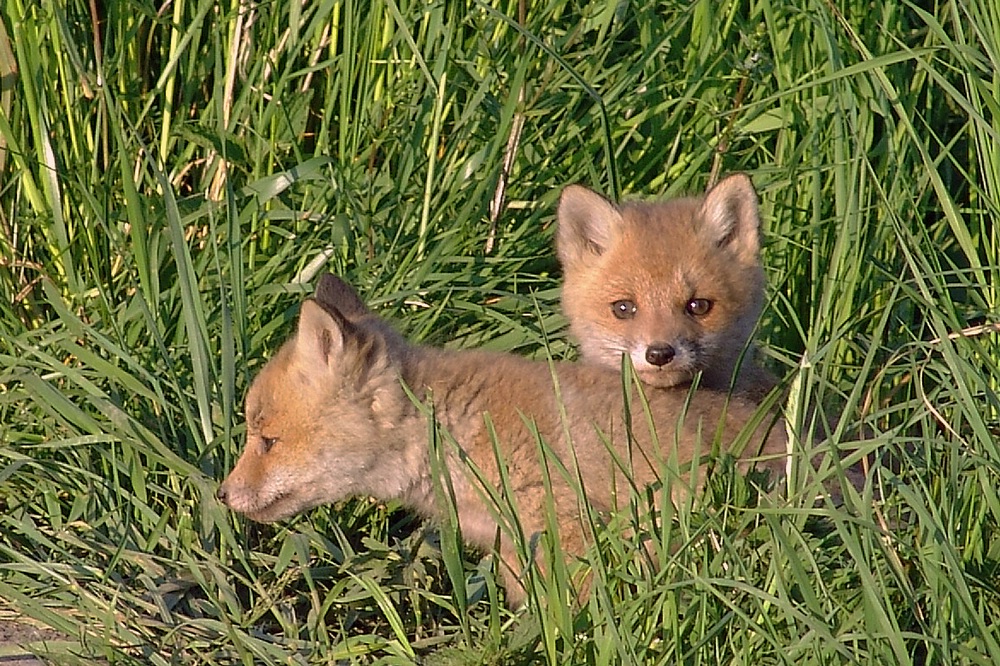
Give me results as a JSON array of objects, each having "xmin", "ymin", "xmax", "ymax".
[
  {"xmin": 315, "ymin": 273, "xmax": 369, "ymax": 320},
  {"xmin": 295, "ymin": 299, "xmax": 389, "ymax": 389},
  {"xmin": 295, "ymin": 299, "xmax": 351, "ymax": 369},
  {"xmin": 556, "ymin": 185, "xmax": 623, "ymax": 269},
  {"xmin": 700, "ymin": 174, "xmax": 761, "ymax": 262}
]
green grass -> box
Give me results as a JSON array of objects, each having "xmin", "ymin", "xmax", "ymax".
[{"xmin": 1, "ymin": 0, "xmax": 998, "ymax": 663}]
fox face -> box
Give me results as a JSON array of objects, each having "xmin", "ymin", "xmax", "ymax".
[
  {"xmin": 216, "ymin": 298, "xmax": 410, "ymax": 523},
  {"xmin": 556, "ymin": 174, "xmax": 766, "ymax": 391}
]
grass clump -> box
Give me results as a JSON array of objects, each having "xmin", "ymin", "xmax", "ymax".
[{"xmin": 1, "ymin": 0, "xmax": 998, "ymax": 663}]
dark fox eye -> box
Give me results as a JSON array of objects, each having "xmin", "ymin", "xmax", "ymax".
[
  {"xmin": 611, "ymin": 300, "xmax": 637, "ymax": 320},
  {"xmin": 261, "ymin": 436, "xmax": 278, "ymax": 453},
  {"xmin": 686, "ymin": 298, "xmax": 712, "ymax": 316}
]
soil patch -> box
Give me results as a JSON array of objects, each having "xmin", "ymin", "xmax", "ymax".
[{"xmin": 0, "ymin": 620, "xmax": 65, "ymax": 665}]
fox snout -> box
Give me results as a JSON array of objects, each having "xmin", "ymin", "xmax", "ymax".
[
  {"xmin": 215, "ymin": 480, "xmax": 247, "ymax": 513},
  {"xmin": 644, "ymin": 343, "xmax": 676, "ymax": 367}
]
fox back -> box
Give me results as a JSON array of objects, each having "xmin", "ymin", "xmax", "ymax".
[
  {"xmin": 557, "ymin": 174, "xmax": 773, "ymax": 399},
  {"xmin": 218, "ymin": 275, "xmax": 786, "ymax": 606}
]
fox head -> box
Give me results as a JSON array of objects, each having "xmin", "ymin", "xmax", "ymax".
[
  {"xmin": 217, "ymin": 279, "xmax": 411, "ymax": 522},
  {"xmin": 556, "ymin": 174, "xmax": 766, "ymax": 390}
]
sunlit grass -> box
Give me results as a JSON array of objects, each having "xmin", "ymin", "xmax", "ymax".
[{"xmin": 1, "ymin": 0, "xmax": 998, "ymax": 663}]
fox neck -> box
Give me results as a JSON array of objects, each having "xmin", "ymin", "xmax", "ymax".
[
  {"xmin": 391, "ymin": 344, "xmax": 511, "ymax": 552},
  {"xmin": 699, "ymin": 342, "xmax": 755, "ymax": 390},
  {"xmin": 375, "ymin": 346, "xmax": 478, "ymax": 522}
]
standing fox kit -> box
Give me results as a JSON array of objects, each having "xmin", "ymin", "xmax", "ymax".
[
  {"xmin": 218, "ymin": 275, "xmax": 786, "ymax": 606},
  {"xmin": 557, "ymin": 174, "xmax": 775, "ymax": 400}
]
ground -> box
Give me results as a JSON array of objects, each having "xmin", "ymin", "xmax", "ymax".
[{"xmin": 0, "ymin": 619, "xmax": 62, "ymax": 665}]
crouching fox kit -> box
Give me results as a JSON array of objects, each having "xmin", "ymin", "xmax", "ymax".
[
  {"xmin": 217, "ymin": 275, "xmax": 787, "ymax": 606},
  {"xmin": 557, "ymin": 174, "xmax": 777, "ymax": 401}
]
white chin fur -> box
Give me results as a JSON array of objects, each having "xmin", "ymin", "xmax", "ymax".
[
  {"xmin": 634, "ymin": 368, "xmax": 693, "ymax": 388},
  {"xmin": 630, "ymin": 351, "xmax": 697, "ymax": 383},
  {"xmin": 586, "ymin": 344, "xmax": 697, "ymax": 387}
]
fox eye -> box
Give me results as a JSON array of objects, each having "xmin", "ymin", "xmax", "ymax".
[
  {"xmin": 686, "ymin": 298, "xmax": 712, "ymax": 316},
  {"xmin": 611, "ymin": 300, "xmax": 637, "ymax": 320},
  {"xmin": 261, "ymin": 435, "xmax": 278, "ymax": 453}
]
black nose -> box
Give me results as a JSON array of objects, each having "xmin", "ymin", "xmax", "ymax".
[
  {"xmin": 645, "ymin": 344, "xmax": 675, "ymax": 367},
  {"xmin": 216, "ymin": 485, "xmax": 228, "ymax": 503}
]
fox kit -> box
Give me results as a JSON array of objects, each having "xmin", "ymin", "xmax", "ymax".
[
  {"xmin": 218, "ymin": 275, "xmax": 786, "ymax": 606},
  {"xmin": 557, "ymin": 174, "xmax": 776, "ymax": 401}
]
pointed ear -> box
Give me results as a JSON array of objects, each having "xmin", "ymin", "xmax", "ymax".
[
  {"xmin": 700, "ymin": 174, "xmax": 761, "ymax": 262},
  {"xmin": 295, "ymin": 299, "xmax": 351, "ymax": 369},
  {"xmin": 556, "ymin": 185, "xmax": 623, "ymax": 270},
  {"xmin": 295, "ymin": 298, "xmax": 391, "ymax": 390},
  {"xmin": 315, "ymin": 273, "xmax": 369, "ymax": 320}
]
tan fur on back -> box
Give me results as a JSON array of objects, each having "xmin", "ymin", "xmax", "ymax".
[{"xmin": 218, "ymin": 276, "xmax": 787, "ymax": 606}]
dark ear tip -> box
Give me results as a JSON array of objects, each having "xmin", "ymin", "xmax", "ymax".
[
  {"xmin": 316, "ymin": 273, "xmax": 352, "ymax": 298},
  {"xmin": 315, "ymin": 273, "xmax": 369, "ymax": 319},
  {"xmin": 317, "ymin": 273, "xmax": 342, "ymax": 290}
]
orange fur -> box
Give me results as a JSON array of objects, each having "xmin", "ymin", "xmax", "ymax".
[
  {"xmin": 218, "ymin": 275, "xmax": 787, "ymax": 606},
  {"xmin": 557, "ymin": 174, "xmax": 777, "ymax": 401}
]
